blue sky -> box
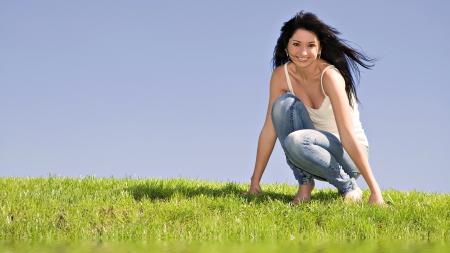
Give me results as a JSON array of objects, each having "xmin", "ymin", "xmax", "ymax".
[{"xmin": 1, "ymin": 0, "xmax": 449, "ymax": 193}]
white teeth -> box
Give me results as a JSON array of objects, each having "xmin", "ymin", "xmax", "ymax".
[{"xmin": 297, "ymin": 57, "xmax": 307, "ymax": 61}]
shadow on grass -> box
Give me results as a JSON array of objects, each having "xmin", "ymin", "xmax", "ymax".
[
  {"xmin": 311, "ymin": 189, "xmax": 342, "ymax": 203},
  {"xmin": 125, "ymin": 180, "xmax": 341, "ymax": 204},
  {"xmin": 125, "ymin": 181, "xmax": 294, "ymax": 203}
]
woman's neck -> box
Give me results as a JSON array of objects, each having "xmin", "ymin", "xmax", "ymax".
[{"xmin": 290, "ymin": 60, "xmax": 321, "ymax": 82}]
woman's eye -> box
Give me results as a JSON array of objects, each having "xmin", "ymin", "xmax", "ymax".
[
  {"xmin": 308, "ymin": 44, "xmax": 315, "ymax": 47},
  {"xmin": 293, "ymin": 43, "xmax": 300, "ymax": 46}
]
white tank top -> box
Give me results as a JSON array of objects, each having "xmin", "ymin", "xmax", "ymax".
[{"xmin": 284, "ymin": 62, "xmax": 369, "ymax": 147}]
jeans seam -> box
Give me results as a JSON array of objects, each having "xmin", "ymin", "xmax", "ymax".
[
  {"xmin": 289, "ymin": 100, "xmax": 295, "ymax": 133},
  {"xmin": 303, "ymin": 133, "xmax": 331, "ymax": 170}
]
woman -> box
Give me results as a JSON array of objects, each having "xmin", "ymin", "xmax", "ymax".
[{"xmin": 246, "ymin": 11, "xmax": 384, "ymax": 205}]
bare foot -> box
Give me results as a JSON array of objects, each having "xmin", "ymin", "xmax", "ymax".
[
  {"xmin": 344, "ymin": 186, "xmax": 363, "ymax": 202},
  {"xmin": 289, "ymin": 181, "xmax": 315, "ymax": 205}
]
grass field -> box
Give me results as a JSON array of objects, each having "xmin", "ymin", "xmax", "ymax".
[{"xmin": 0, "ymin": 176, "xmax": 449, "ymax": 241}]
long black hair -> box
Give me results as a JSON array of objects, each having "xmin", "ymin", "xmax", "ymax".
[{"xmin": 272, "ymin": 11, "xmax": 376, "ymax": 106}]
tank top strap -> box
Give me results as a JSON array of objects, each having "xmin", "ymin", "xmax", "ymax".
[
  {"xmin": 320, "ymin": 65, "xmax": 338, "ymax": 95},
  {"xmin": 284, "ymin": 62, "xmax": 295, "ymax": 95}
]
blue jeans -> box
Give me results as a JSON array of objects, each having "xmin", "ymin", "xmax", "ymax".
[{"xmin": 271, "ymin": 93, "xmax": 369, "ymax": 195}]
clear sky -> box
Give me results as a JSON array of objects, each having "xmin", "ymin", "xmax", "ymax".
[{"xmin": 1, "ymin": 0, "xmax": 449, "ymax": 193}]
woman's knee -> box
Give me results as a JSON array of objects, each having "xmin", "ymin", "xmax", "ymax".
[
  {"xmin": 271, "ymin": 93, "xmax": 296, "ymax": 121},
  {"xmin": 283, "ymin": 130, "xmax": 313, "ymax": 156}
]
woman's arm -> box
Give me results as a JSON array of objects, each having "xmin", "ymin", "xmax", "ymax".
[
  {"xmin": 247, "ymin": 68, "xmax": 286, "ymax": 194},
  {"xmin": 322, "ymin": 70, "xmax": 385, "ymax": 204},
  {"xmin": 248, "ymin": 120, "xmax": 277, "ymax": 193}
]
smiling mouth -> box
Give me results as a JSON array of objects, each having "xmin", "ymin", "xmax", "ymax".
[{"xmin": 296, "ymin": 57, "xmax": 308, "ymax": 61}]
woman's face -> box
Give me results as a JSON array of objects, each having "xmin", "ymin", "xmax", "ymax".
[{"xmin": 286, "ymin": 29, "xmax": 321, "ymax": 67}]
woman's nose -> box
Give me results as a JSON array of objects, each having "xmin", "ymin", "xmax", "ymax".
[{"xmin": 299, "ymin": 47, "xmax": 308, "ymax": 55}]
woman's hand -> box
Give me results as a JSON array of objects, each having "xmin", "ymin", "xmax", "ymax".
[
  {"xmin": 243, "ymin": 182, "xmax": 262, "ymax": 195},
  {"xmin": 368, "ymin": 191, "xmax": 385, "ymax": 205}
]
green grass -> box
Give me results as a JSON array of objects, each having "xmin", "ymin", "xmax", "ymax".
[{"xmin": 0, "ymin": 176, "xmax": 449, "ymax": 241}]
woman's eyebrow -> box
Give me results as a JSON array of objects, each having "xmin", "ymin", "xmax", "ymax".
[{"xmin": 291, "ymin": 40, "xmax": 316, "ymax": 43}]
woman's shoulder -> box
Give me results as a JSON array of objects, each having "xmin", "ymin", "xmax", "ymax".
[
  {"xmin": 321, "ymin": 64, "xmax": 345, "ymax": 91},
  {"xmin": 273, "ymin": 63, "xmax": 286, "ymax": 74},
  {"xmin": 322, "ymin": 66, "xmax": 342, "ymax": 79},
  {"xmin": 318, "ymin": 60, "xmax": 341, "ymax": 78},
  {"xmin": 270, "ymin": 63, "xmax": 290, "ymax": 92},
  {"xmin": 316, "ymin": 60, "xmax": 335, "ymax": 72},
  {"xmin": 271, "ymin": 64, "xmax": 287, "ymax": 82}
]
